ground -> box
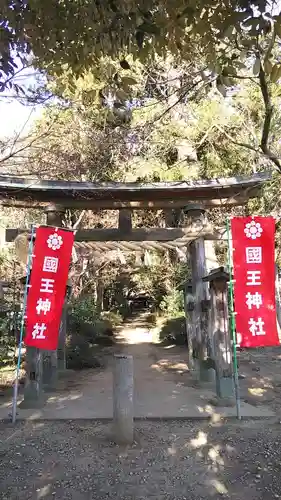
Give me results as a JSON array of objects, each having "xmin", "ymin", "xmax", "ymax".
[
  {"xmin": 1, "ymin": 419, "xmax": 281, "ymax": 499},
  {"xmin": 1, "ymin": 316, "xmax": 281, "ymax": 498},
  {"xmin": 0, "ymin": 315, "xmax": 278, "ymax": 419}
]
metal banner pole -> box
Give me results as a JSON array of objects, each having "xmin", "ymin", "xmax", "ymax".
[
  {"xmin": 11, "ymin": 226, "xmax": 35, "ymax": 424},
  {"xmin": 226, "ymin": 218, "xmax": 241, "ymax": 420}
]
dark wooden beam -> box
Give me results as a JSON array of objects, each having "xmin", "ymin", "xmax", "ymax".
[
  {"xmin": 6, "ymin": 226, "xmax": 218, "ymax": 243},
  {"xmin": 0, "ymin": 172, "xmax": 271, "ymax": 208},
  {"xmin": 0, "ymin": 192, "xmax": 261, "ymax": 210}
]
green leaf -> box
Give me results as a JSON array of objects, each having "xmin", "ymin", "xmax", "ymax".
[
  {"xmin": 243, "ymin": 17, "xmax": 260, "ymax": 29},
  {"xmin": 116, "ymin": 89, "xmax": 128, "ymax": 100},
  {"xmin": 220, "ymin": 76, "xmax": 233, "ymax": 87},
  {"xmin": 139, "ymin": 22, "xmax": 160, "ymax": 35},
  {"xmin": 274, "ymin": 21, "xmax": 281, "ymax": 38},
  {"xmin": 263, "ymin": 59, "xmax": 273, "ymax": 75},
  {"xmin": 120, "ymin": 59, "xmax": 130, "ymax": 70},
  {"xmin": 271, "ymin": 64, "xmax": 281, "ymax": 83},
  {"xmin": 121, "ymin": 77, "xmax": 138, "ymax": 86},
  {"xmin": 216, "ymin": 83, "xmax": 227, "ymax": 97},
  {"xmin": 222, "ymin": 25, "xmax": 233, "ymax": 38},
  {"xmin": 253, "ymin": 57, "xmax": 260, "ymax": 76}
]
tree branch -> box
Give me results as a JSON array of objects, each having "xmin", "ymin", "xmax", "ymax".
[
  {"xmin": 214, "ymin": 124, "xmax": 260, "ymax": 153},
  {"xmin": 258, "ymin": 63, "xmax": 281, "ymax": 172}
]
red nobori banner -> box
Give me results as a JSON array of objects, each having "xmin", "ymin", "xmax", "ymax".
[
  {"xmin": 25, "ymin": 226, "xmax": 74, "ymax": 350},
  {"xmin": 231, "ymin": 216, "xmax": 279, "ymax": 348}
]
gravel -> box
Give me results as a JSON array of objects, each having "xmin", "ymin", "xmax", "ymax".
[{"xmin": 0, "ymin": 419, "xmax": 281, "ymax": 499}]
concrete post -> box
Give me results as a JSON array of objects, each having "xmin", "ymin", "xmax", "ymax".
[{"xmin": 113, "ymin": 354, "xmax": 134, "ymax": 445}]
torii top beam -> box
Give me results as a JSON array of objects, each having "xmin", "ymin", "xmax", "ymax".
[{"xmin": 0, "ymin": 172, "xmax": 271, "ymax": 210}]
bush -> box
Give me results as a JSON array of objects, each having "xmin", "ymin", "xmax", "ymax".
[
  {"xmin": 66, "ymin": 334, "xmax": 103, "ymax": 370},
  {"xmin": 68, "ymin": 296, "xmax": 119, "ymax": 344},
  {"xmin": 0, "ymin": 316, "xmax": 16, "ymax": 367},
  {"xmin": 101, "ymin": 311, "xmax": 123, "ymax": 328},
  {"xmin": 70, "ymin": 296, "xmax": 97, "ymax": 325},
  {"xmin": 159, "ymin": 289, "xmax": 184, "ymax": 318},
  {"xmin": 159, "ymin": 316, "xmax": 187, "ymax": 346},
  {"xmin": 146, "ymin": 312, "xmax": 158, "ymax": 325}
]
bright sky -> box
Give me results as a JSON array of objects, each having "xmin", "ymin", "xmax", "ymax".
[
  {"xmin": 0, "ymin": 99, "xmax": 42, "ymax": 139},
  {"xmin": 0, "ymin": 62, "xmax": 44, "ymax": 140}
]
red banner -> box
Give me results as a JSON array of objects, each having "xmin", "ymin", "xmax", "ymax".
[
  {"xmin": 231, "ymin": 216, "xmax": 279, "ymax": 348},
  {"xmin": 25, "ymin": 226, "xmax": 74, "ymax": 350}
]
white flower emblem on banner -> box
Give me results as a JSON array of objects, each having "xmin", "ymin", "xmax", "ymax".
[
  {"xmin": 47, "ymin": 233, "xmax": 63, "ymax": 251},
  {"xmin": 244, "ymin": 220, "xmax": 263, "ymax": 240}
]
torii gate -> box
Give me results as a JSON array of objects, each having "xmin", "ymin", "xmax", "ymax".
[{"xmin": 0, "ymin": 172, "xmax": 270, "ymax": 407}]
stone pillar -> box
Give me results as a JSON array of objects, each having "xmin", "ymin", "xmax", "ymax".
[
  {"xmin": 182, "ymin": 280, "xmax": 195, "ymax": 370},
  {"xmin": 19, "ymin": 269, "xmax": 45, "ymax": 408},
  {"xmin": 113, "ymin": 354, "xmax": 134, "ymax": 445},
  {"xmin": 43, "ymin": 204, "xmax": 65, "ymax": 391},
  {"xmin": 275, "ymin": 265, "xmax": 281, "ymax": 339},
  {"xmin": 203, "ymin": 267, "xmax": 234, "ymax": 401},
  {"xmin": 20, "ymin": 347, "xmax": 44, "ymax": 408},
  {"xmin": 58, "ymin": 299, "xmax": 67, "ymax": 372}
]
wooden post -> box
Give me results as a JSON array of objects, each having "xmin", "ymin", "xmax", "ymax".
[
  {"xmin": 113, "ymin": 354, "xmax": 134, "ymax": 444},
  {"xmin": 118, "ymin": 209, "xmax": 132, "ymax": 233},
  {"xmin": 186, "ymin": 205, "xmax": 209, "ymax": 379},
  {"xmin": 203, "ymin": 267, "xmax": 234, "ymax": 401},
  {"xmin": 43, "ymin": 204, "xmax": 65, "ymax": 391},
  {"xmin": 185, "ymin": 204, "xmax": 220, "ymax": 381}
]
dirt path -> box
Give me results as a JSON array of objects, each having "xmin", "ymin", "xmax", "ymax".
[{"xmin": 1, "ymin": 315, "xmax": 280, "ymax": 419}]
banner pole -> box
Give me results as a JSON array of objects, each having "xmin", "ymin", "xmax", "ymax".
[
  {"xmin": 226, "ymin": 218, "xmax": 241, "ymax": 420},
  {"xmin": 11, "ymin": 226, "xmax": 35, "ymax": 424}
]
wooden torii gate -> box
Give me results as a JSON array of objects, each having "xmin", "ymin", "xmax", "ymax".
[{"xmin": 0, "ymin": 172, "xmax": 270, "ymax": 406}]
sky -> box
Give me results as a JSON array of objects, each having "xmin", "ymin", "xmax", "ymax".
[{"xmin": 0, "ymin": 62, "xmax": 44, "ymax": 140}]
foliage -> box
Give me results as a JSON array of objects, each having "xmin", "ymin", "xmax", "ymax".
[
  {"xmin": 159, "ymin": 316, "xmax": 187, "ymax": 346},
  {"xmin": 0, "ymin": 316, "xmax": 16, "ymax": 366},
  {"xmin": 69, "ymin": 296, "xmax": 97, "ymax": 325},
  {"xmin": 66, "ymin": 296, "xmax": 121, "ymax": 370},
  {"xmin": 101, "ymin": 311, "xmax": 123, "ymax": 328},
  {"xmin": 2, "ymin": 1, "xmax": 279, "ymax": 83},
  {"xmin": 68, "ymin": 296, "xmax": 116, "ymax": 344},
  {"xmin": 159, "ymin": 289, "xmax": 185, "ymax": 318},
  {"xmin": 65, "ymin": 334, "xmax": 103, "ymax": 370}
]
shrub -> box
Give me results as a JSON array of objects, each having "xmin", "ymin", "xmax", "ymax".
[
  {"xmin": 101, "ymin": 311, "xmax": 123, "ymax": 328},
  {"xmin": 159, "ymin": 289, "xmax": 184, "ymax": 318},
  {"xmin": 146, "ymin": 312, "xmax": 158, "ymax": 325},
  {"xmin": 159, "ymin": 316, "xmax": 187, "ymax": 346},
  {"xmin": 66, "ymin": 334, "xmax": 103, "ymax": 370},
  {"xmin": 70, "ymin": 296, "xmax": 97, "ymax": 325}
]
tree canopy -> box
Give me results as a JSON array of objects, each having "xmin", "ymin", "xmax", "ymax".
[{"xmin": 1, "ymin": 1, "xmax": 280, "ymax": 83}]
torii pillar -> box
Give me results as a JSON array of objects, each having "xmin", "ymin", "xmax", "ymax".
[
  {"xmin": 43, "ymin": 204, "xmax": 66, "ymax": 390},
  {"xmin": 186, "ymin": 204, "xmax": 211, "ymax": 380}
]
